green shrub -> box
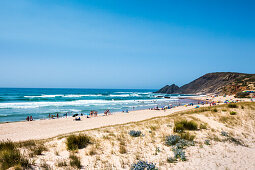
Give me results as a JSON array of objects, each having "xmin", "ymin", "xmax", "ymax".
[
  {"xmin": 174, "ymin": 120, "xmax": 198, "ymax": 132},
  {"xmin": 230, "ymin": 111, "xmax": 237, "ymax": 115},
  {"xmin": 69, "ymin": 154, "xmax": 81, "ymax": 169},
  {"xmin": 66, "ymin": 134, "xmax": 91, "ymax": 150},
  {"xmin": 228, "ymin": 103, "xmax": 238, "ymax": 108},
  {"xmin": 129, "ymin": 130, "xmax": 141, "ymax": 137},
  {"xmin": 165, "ymin": 135, "xmax": 180, "ymax": 146},
  {"xmin": 212, "ymin": 108, "xmax": 218, "ymax": 112}
]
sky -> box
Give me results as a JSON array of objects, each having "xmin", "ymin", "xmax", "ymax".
[{"xmin": 0, "ymin": 0, "xmax": 254, "ymax": 89}]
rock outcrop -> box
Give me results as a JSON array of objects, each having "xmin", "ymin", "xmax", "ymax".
[
  {"xmin": 155, "ymin": 84, "xmax": 179, "ymax": 94},
  {"xmin": 155, "ymin": 72, "xmax": 255, "ymax": 95}
]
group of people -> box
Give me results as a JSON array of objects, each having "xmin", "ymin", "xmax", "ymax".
[
  {"xmin": 26, "ymin": 116, "xmax": 33, "ymax": 121},
  {"xmin": 49, "ymin": 113, "xmax": 59, "ymax": 119}
]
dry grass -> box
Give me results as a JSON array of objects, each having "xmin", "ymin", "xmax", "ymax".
[{"xmin": 3, "ymin": 102, "xmax": 254, "ymax": 169}]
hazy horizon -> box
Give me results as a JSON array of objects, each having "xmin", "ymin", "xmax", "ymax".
[{"xmin": 1, "ymin": 0, "xmax": 254, "ymax": 89}]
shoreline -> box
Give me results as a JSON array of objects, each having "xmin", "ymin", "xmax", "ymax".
[
  {"xmin": 0, "ymin": 97, "xmax": 199, "ymax": 124},
  {"xmin": 0, "ymin": 95, "xmax": 250, "ymax": 142},
  {"xmin": 0, "ymin": 102, "xmax": 207, "ymax": 142}
]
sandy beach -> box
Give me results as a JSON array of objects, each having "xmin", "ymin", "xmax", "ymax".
[
  {"xmin": 0, "ymin": 95, "xmax": 250, "ymax": 142},
  {"xmin": 0, "ymin": 103, "xmax": 204, "ymax": 142}
]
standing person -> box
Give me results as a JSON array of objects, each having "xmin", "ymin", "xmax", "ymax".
[
  {"xmin": 49, "ymin": 113, "xmax": 50, "ymax": 119},
  {"xmin": 30, "ymin": 116, "xmax": 33, "ymax": 121},
  {"xmin": 26, "ymin": 116, "xmax": 29, "ymax": 121},
  {"xmin": 57, "ymin": 113, "xmax": 59, "ymax": 118}
]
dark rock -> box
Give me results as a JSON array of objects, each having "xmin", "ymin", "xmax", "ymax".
[{"xmin": 155, "ymin": 84, "xmax": 179, "ymax": 94}]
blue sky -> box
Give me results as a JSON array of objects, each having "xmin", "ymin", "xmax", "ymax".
[{"xmin": 0, "ymin": 0, "xmax": 254, "ymax": 89}]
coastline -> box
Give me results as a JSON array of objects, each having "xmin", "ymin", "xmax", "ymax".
[
  {"xmin": 0, "ymin": 95, "xmax": 250, "ymax": 142},
  {"xmin": 0, "ymin": 101, "xmax": 206, "ymax": 142}
]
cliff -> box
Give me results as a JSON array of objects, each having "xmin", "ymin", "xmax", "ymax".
[{"xmin": 155, "ymin": 72, "xmax": 255, "ymax": 95}]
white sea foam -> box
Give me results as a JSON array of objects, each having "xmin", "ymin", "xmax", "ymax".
[
  {"xmin": 24, "ymin": 95, "xmax": 63, "ymax": 98},
  {"xmin": 0, "ymin": 98, "xmax": 177, "ymax": 109},
  {"xmin": 62, "ymin": 94, "xmax": 102, "ymax": 98}
]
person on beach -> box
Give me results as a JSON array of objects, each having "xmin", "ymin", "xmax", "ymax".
[
  {"xmin": 57, "ymin": 113, "xmax": 59, "ymax": 118},
  {"xmin": 30, "ymin": 116, "xmax": 33, "ymax": 121},
  {"xmin": 48, "ymin": 113, "xmax": 50, "ymax": 118},
  {"xmin": 26, "ymin": 116, "xmax": 29, "ymax": 121}
]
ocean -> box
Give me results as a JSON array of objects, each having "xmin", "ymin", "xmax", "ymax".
[{"xmin": 0, "ymin": 88, "xmax": 197, "ymax": 122}]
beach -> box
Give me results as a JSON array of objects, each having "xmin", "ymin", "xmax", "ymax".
[
  {"xmin": 0, "ymin": 95, "xmax": 249, "ymax": 142},
  {"xmin": 0, "ymin": 95, "xmax": 254, "ymax": 169},
  {"xmin": 0, "ymin": 103, "xmax": 203, "ymax": 142}
]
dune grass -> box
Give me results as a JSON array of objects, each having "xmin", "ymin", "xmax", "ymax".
[{"xmin": 66, "ymin": 134, "xmax": 92, "ymax": 150}]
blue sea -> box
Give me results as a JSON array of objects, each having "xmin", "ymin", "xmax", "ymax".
[{"xmin": 0, "ymin": 88, "xmax": 197, "ymax": 122}]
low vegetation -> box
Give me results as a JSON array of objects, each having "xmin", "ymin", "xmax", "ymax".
[
  {"xmin": 228, "ymin": 103, "xmax": 238, "ymax": 108},
  {"xmin": 131, "ymin": 160, "xmax": 157, "ymax": 170},
  {"xmin": 69, "ymin": 154, "xmax": 82, "ymax": 169},
  {"xmin": 0, "ymin": 140, "xmax": 30, "ymax": 169},
  {"xmin": 129, "ymin": 130, "xmax": 142, "ymax": 137},
  {"xmin": 230, "ymin": 111, "xmax": 237, "ymax": 115},
  {"xmin": 1, "ymin": 102, "xmax": 254, "ymax": 169},
  {"xmin": 174, "ymin": 120, "xmax": 198, "ymax": 132},
  {"xmin": 66, "ymin": 134, "xmax": 92, "ymax": 150}
]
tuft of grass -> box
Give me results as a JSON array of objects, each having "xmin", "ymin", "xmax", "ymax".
[
  {"xmin": 0, "ymin": 140, "xmax": 30, "ymax": 170},
  {"xmin": 212, "ymin": 108, "xmax": 218, "ymax": 112},
  {"xmin": 31, "ymin": 144, "xmax": 47, "ymax": 155},
  {"xmin": 230, "ymin": 111, "xmax": 237, "ymax": 115},
  {"xmin": 0, "ymin": 140, "xmax": 15, "ymax": 151},
  {"xmin": 174, "ymin": 120, "xmax": 198, "ymax": 132},
  {"xmin": 179, "ymin": 132, "xmax": 195, "ymax": 141},
  {"xmin": 41, "ymin": 161, "xmax": 51, "ymax": 170},
  {"xmin": 204, "ymin": 140, "xmax": 211, "ymax": 145},
  {"xmin": 57, "ymin": 160, "xmax": 67, "ymax": 167},
  {"xmin": 200, "ymin": 123, "xmax": 207, "ymax": 129},
  {"xmin": 119, "ymin": 145, "xmax": 127, "ymax": 154},
  {"xmin": 17, "ymin": 140, "xmax": 36, "ymax": 148},
  {"xmin": 66, "ymin": 134, "xmax": 91, "ymax": 150},
  {"xmin": 228, "ymin": 103, "xmax": 238, "ymax": 108},
  {"xmin": 69, "ymin": 154, "xmax": 82, "ymax": 169},
  {"xmin": 167, "ymin": 157, "xmax": 176, "ymax": 163}
]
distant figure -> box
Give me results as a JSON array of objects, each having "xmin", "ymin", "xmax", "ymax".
[
  {"xmin": 26, "ymin": 116, "xmax": 29, "ymax": 121},
  {"xmin": 126, "ymin": 109, "xmax": 129, "ymax": 113},
  {"xmin": 57, "ymin": 113, "xmax": 59, "ymax": 118},
  {"xmin": 48, "ymin": 113, "xmax": 50, "ymax": 118},
  {"xmin": 81, "ymin": 113, "xmax": 83, "ymax": 116},
  {"xmin": 30, "ymin": 116, "xmax": 33, "ymax": 121}
]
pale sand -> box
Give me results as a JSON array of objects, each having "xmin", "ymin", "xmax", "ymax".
[{"xmin": 0, "ymin": 104, "xmax": 205, "ymax": 142}]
